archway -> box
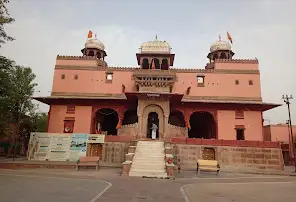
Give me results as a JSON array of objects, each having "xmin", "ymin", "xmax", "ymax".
[
  {"xmin": 220, "ymin": 52, "xmax": 227, "ymax": 59},
  {"xmin": 95, "ymin": 108, "xmax": 118, "ymax": 135},
  {"xmin": 169, "ymin": 110, "xmax": 185, "ymax": 127},
  {"xmin": 161, "ymin": 59, "xmax": 169, "ymax": 70},
  {"xmin": 153, "ymin": 58, "xmax": 160, "ymax": 69},
  {"xmin": 188, "ymin": 111, "xmax": 216, "ymax": 139},
  {"xmin": 147, "ymin": 112, "xmax": 159, "ymax": 138},
  {"xmin": 142, "ymin": 58, "xmax": 149, "ymax": 69},
  {"xmin": 88, "ymin": 50, "xmax": 94, "ymax": 56},
  {"xmin": 122, "ymin": 109, "xmax": 138, "ymax": 125},
  {"xmin": 142, "ymin": 104, "xmax": 164, "ymax": 139}
]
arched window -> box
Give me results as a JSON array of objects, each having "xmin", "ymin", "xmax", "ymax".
[
  {"xmin": 220, "ymin": 52, "xmax": 227, "ymax": 59},
  {"xmin": 213, "ymin": 54, "xmax": 218, "ymax": 60},
  {"xmin": 153, "ymin": 58, "xmax": 160, "ymax": 69},
  {"xmin": 97, "ymin": 52, "xmax": 102, "ymax": 59},
  {"xmin": 161, "ymin": 59, "xmax": 169, "ymax": 70},
  {"xmin": 88, "ymin": 50, "xmax": 94, "ymax": 56},
  {"xmin": 142, "ymin": 58, "xmax": 149, "ymax": 69}
]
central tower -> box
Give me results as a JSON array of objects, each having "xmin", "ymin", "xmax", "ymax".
[{"xmin": 136, "ymin": 35, "xmax": 175, "ymax": 70}]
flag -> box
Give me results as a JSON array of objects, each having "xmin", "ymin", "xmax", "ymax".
[
  {"xmin": 88, "ymin": 30, "xmax": 93, "ymax": 38},
  {"xmin": 227, "ymin": 32, "xmax": 233, "ymax": 44},
  {"xmin": 151, "ymin": 59, "xmax": 155, "ymax": 69}
]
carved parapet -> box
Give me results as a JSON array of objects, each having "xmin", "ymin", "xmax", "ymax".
[
  {"xmin": 215, "ymin": 58, "xmax": 259, "ymax": 64},
  {"xmin": 56, "ymin": 55, "xmax": 98, "ymax": 60}
]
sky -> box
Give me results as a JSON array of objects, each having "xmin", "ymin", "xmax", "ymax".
[{"xmin": 1, "ymin": 0, "xmax": 296, "ymax": 124}]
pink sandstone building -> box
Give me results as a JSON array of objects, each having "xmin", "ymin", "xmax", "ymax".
[
  {"xmin": 264, "ymin": 124, "xmax": 296, "ymax": 165},
  {"xmin": 35, "ymin": 33, "xmax": 285, "ymax": 173}
]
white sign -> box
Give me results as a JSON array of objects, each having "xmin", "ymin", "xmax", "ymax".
[
  {"xmin": 28, "ymin": 132, "xmax": 50, "ymax": 160},
  {"xmin": 87, "ymin": 134, "xmax": 105, "ymax": 144},
  {"xmin": 48, "ymin": 134, "xmax": 71, "ymax": 161}
]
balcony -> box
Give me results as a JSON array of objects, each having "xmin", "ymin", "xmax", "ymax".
[{"xmin": 132, "ymin": 69, "xmax": 177, "ymax": 93}]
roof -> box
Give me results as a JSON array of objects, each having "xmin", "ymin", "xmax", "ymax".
[{"xmin": 33, "ymin": 94, "xmax": 280, "ymax": 111}]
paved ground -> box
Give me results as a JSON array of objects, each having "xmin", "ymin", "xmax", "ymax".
[{"xmin": 0, "ymin": 168, "xmax": 296, "ymax": 202}]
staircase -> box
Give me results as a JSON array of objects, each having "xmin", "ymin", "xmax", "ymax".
[{"xmin": 129, "ymin": 141, "xmax": 167, "ymax": 178}]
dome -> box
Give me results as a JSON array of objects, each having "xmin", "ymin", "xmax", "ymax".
[
  {"xmin": 140, "ymin": 36, "xmax": 171, "ymax": 53},
  {"xmin": 85, "ymin": 38, "xmax": 105, "ymax": 51},
  {"xmin": 210, "ymin": 39, "xmax": 231, "ymax": 53}
]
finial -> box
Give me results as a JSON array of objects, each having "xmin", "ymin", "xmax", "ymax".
[
  {"xmin": 218, "ymin": 34, "xmax": 221, "ymax": 41},
  {"xmin": 155, "ymin": 34, "xmax": 158, "ymax": 40}
]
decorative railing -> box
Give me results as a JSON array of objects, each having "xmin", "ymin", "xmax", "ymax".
[
  {"xmin": 170, "ymin": 137, "xmax": 281, "ymax": 148},
  {"xmin": 132, "ymin": 69, "xmax": 177, "ymax": 89}
]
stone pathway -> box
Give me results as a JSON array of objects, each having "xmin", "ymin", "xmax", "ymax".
[{"xmin": 1, "ymin": 169, "xmax": 296, "ymax": 202}]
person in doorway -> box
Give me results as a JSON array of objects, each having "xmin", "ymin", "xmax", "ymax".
[{"xmin": 151, "ymin": 123, "xmax": 158, "ymax": 140}]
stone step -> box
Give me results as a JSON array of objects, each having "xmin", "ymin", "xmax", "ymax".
[
  {"xmin": 130, "ymin": 168, "xmax": 167, "ymax": 173},
  {"xmin": 131, "ymin": 165, "xmax": 165, "ymax": 170},
  {"xmin": 129, "ymin": 171, "xmax": 167, "ymax": 178},
  {"xmin": 134, "ymin": 153, "xmax": 165, "ymax": 156},
  {"xmin": 133, "ymin": 157, "xmax": 165, "ymax": 160},
  {"xmin": 136, "ymin": 147, "xmax": 164, "ymax": 150}
]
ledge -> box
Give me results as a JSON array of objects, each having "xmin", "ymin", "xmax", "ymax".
[
  {"xmin": 122, "ymin": 161, "xmax": 132, "ymax": 165},
  {"xmin": 166, "ymin": 163, "xmax": 175, "ymax": 167}
]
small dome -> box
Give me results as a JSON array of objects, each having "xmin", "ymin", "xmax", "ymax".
[
  {"xmin": 85, "ymin": 38, "xmax": 105, "ymax": 51},
  {"xmin": 210, "ymin": 39, "xmax": 231, "ymax": 52},
  {"xmin": 140, "ymin": 36, "xmax": 171, "ymax": 53}
]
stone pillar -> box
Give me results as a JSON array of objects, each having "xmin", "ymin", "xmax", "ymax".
[
  {"xmin": 164, "ymin": 114, "xmax": 169, "ymax": 140},
  {"xmin": 122, "ymin": 161, "xmax": 132, "ymax": 176},
  {"xmin": 166, "ymin": 163, "xmax": 175, "ymax": 177}
]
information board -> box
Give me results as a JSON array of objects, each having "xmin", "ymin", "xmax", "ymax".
[
  {"xmin": 48, "ymin": 134, "xmax": 71, "ymax": 161},
  {"xmin": 69, "ymin": 134, "xmax": 88, "ymax": 161}
]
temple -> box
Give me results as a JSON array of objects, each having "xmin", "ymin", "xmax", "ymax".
[{"xmin": 34, "ymin": 32, "xmax": 284, "ymax": 174}]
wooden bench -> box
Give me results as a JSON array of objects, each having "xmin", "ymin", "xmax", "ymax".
[
  {"xmin": 197, "ymin": 159, "xmax": 220, "ymax": 175},
  {"xmin": 76, "ymin": 156, "xmax": 100, "ymax": 171}
]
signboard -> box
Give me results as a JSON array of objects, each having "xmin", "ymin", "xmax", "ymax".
[
  {"xmin": 28, "ymin": 132, "xmax": 50, "ymax": 160},
  {"xmin": 87, "ymin": 134, "xmax": 105, "ymax": 144},
  {"xmin": 48, "ymin": 134, "xmax": 71, "ymax": 161},
  {"xmin": 69, "ymin": 134, "xmax": 88, "ymax": 161}
]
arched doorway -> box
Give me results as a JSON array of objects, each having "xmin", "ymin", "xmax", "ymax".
[
  {"xmin": 147, "ymin": 112, "xmax": 159, "ymax": 139},
  {"xmin": 169, "ymin": 110, "xmax": 185, "ymax": 127},
  {"xmin": 188, "ymin": 111, "xmax": 216, "ymax": 139},
  {"xmin": 142, "ymin": 104, "xmax": 164, "ymax": 139},
  {"xmin": 95, "ymin": 108, "xmax": 118, "ymax": 135}
]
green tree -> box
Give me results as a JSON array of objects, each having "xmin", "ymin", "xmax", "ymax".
[
  {"xmin": 5, "ymin": 66, "xmax": 37, "ymax": 157},
  {"xmin": 0, "ymin": 56, "xmax": 14, "ymax": 136},
  {"xmin": 0, "ymin": 0, "xmax": 15, "ymax": 46}
]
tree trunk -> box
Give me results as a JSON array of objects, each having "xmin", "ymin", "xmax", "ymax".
[{"xmin": 6, "ymin": 123, "xmax": 20, "ymax": 158}]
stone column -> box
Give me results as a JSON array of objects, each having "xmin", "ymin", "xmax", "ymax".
[
  {"xmin": 164, "ymin": 114, "xmax": 169, "ymax": 140},
  {"xmin": 138, "ymin": 115, "xmax": 143, "ymax": 139}
]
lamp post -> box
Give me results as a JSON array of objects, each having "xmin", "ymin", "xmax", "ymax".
[{"xmin": 282, "ymin": 95, "xmax": 296, "ymax": 172}]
